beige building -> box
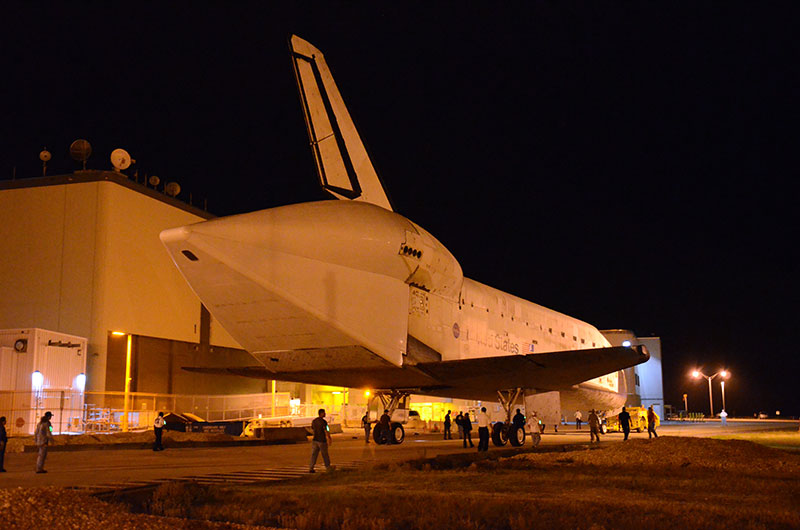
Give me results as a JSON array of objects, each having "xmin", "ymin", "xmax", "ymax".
[{"xmin": 0, "ymin": 171, "xmax": 271, "ymax": 395}]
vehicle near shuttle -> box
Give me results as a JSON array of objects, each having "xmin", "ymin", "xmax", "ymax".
[{"xmin": 160, "ymin": 35, "xmax": 649, "ymax": 446}]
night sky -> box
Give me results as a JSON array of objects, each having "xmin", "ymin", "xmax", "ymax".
[{"xmin": 3, "ymin": 4, "xmax": 798, "ymax": 417}]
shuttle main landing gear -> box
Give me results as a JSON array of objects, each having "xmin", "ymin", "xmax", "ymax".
[
  {"xmin": 370, "ymin": 390, "xmax": 408, "ymax": 445},
  {"xmin": 491, "ymin": 388, "xmax": 528, "ymax": 447}
]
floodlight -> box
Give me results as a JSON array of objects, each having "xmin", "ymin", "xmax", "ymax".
[
  {"xmin": 32, "ymin": 371, "xmax": 44, "ymax": 391},
  {"xmin": 75, "ymin": 373, "xmax": 86, "ymax": 392}
]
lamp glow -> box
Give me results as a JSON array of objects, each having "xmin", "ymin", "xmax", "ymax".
[
  {"xmin": 622, "ymin": 340, "xmax": 631, "ymax": 347},
  {"xmin": 32, "ymin": 370, "xmax": 44, "ymax": 391},
  {"xmin": 111, "ymin": 331, "xmax": 126, "ymax": 336},
  {"xmin": 75, "ymin": 373, "xmax": 86, "ymax": 392}
]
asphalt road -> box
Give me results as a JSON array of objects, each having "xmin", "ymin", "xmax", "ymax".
[{"xmin": 0, "ymin": 419, "xmax": 794, "ymax": 489}]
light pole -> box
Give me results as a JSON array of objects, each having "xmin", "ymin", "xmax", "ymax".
[{"xmin": 692, "ymin": 369, "xmax": 730, "ymax": 418}]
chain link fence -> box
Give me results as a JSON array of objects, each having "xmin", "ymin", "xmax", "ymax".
[{"xmin": 0, "ymin": 390, "xmax": 292, "ymax": 435}]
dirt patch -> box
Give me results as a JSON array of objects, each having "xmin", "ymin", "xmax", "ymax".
[{"xmin": 0, "ymin": 487, "xmax": 274, "ymax": 529}]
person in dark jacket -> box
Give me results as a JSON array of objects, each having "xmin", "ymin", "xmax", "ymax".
[
  {"xmin": 512, "ymin": 409, "xmax": 525, "ymax": 429},
  {"xmin": 378, "ymin": 409, "xmax": 392, "ymax": 444},
  {"xmin": 619, "ymin": 407, "xmax": 632, "ymax": 441},
  {"xmin": 443, "ymin": 410, "xmax": 452, "ymax": 440},
  {"xmin": 361, "ymin": 412, "xmax": 372, "ymax": 443},
  {"xmin": 455, "ymin": 412, "xmax": 465, "ymax": 439},
  {"xmin": 462, "ymin": 412, "xmax": 474, "ymax": 448},
  {"xmin": 0, "ymin": 416, "xmax": 7, "ymax": 472}
]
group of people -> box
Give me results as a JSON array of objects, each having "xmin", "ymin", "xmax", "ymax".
[
  {"xmin": 360, "ymin": 409, "xmax": 393, "ymax": 445},
  {"xmin": 615, "ymin": 405, "xmax": 659, "ymax": 440},
  {"xmin": 8, "ymin": 404, "xmax": 662, "ymax": 477}
]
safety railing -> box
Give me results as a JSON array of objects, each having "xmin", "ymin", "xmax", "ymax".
[{"xmin": 0, "ymin": 389, "xmax": 293, "ymax": 435}]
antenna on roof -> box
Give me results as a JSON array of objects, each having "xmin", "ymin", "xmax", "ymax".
[
  {"xmin": 69, "ymin": 139, "xmax": 92, "ymax": 170},
  {"xmin": 165, "ymin": 182, "xmax": 181, "ymax": 197},
  {"xmin": 110, "ymin": 148, "xmax": 133, "ymax": 172},
  {"xmin": 39, "ymin": 148, "xmax": 51, "ymax": 176}
]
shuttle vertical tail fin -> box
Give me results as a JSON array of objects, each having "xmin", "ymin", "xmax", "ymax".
[{"xmin": 289, "ymin": 35, "xmax": 393, "ymax": 211}]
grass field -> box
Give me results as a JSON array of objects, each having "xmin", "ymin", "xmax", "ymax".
[
  {"xmin": 123, "ymin": 436, "xmax": 800, "ymax": 529},
  {"xmin": 713, "ymin": 430, "xmax": 800, "ymax": 451}
]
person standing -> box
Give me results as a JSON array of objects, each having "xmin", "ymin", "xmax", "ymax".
[
  {"xmin": 476, "ymin": 407, "xmax": 491, "ymax": 452},
  {"xmin": 574, "ymin": 410, "xmax": 583, "ymax": 430},
  {"xmin": 619, "ymin": 407, "xmax": 632, "ymax": 441},
  {"xmin": 378, "ymin": 409, "xmax": 392, "ymax": 444},
  {"xmin": 647, "ymin": 405, "xmax": 658, "ymax": 439},
  {"xmin": 35, "ymin": 411, "xmax": 54, "ymax": 473},
  {"xmin": 361, "ymin": 411, "xmax": 371, "ymax": 443},
  {"xmin": 588, "ymin": 409, "xmax": 601, "ymax": 443},
  {"xmin": 455, "ymin": 412, "xmax": 465, "ymax": 440},
  {"xmin": 0, "ymin": 416, "xmax": 7, "ymax": 472},
  {"xmin": 462, "ymin": 412, "xmax": 474, "ymax": 448},
  {"xmin": 309, "ymin": 408, "xmax": 332, "ymax": 473},
  {"xmin": 153, "ymin": 412, "xmax": 165, "ymax": 451},
  {"xmin": 719, "ymin": 409, "xmax": 728, "ymax": 427},
  {"xmin": 512, "ymin": 409, "xmax": 525, "ymax": 430},
  {"xmin": 443, "ymin": 410, "xmax": 452, "ymax": 440}
]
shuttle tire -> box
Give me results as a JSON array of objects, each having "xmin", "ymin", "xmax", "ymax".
[
  {"xmin": 491, "ymin": 423, "xmax": 508, "ymax": 447},
  {"xmin": 390, "ymin": 422, "xmax": 405, "ymax": 444},
  {"xmin": 508, "ymin": 424, "xmax": 525, "ymax": 447}
]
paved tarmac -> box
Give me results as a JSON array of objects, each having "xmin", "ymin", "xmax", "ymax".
[{"xmin": 0, "ymin": 419, "xmax": 794, "ymax": 490}]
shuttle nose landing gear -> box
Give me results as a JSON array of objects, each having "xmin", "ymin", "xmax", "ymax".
[
  {"xmin": 370, "ymin": 390, "xmax": 410, "ymax": 445},
  {"xmin": 492, "ymin": 388, "xmax": 526, "ymax": 447}
]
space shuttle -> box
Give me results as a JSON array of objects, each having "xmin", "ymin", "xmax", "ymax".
[{"xmin": 160, "ymin": 35, "xmax": 648, "ymax": 446}]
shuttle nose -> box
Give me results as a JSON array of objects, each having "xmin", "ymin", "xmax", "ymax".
[{"xmin": 160, "ymin": 200, "xmax": 416, "ymax": 281}]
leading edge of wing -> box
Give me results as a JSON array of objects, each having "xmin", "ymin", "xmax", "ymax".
[{"xmin": 415, "ymin": 345, "xmax": 650, "ymax": 392}]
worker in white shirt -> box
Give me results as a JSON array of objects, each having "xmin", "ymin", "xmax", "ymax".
[
  {"xmin": 476, "ymin": 406, "xmax": 491, "ymax": 452},
  {"xmin": 153, "ymin": 411, "xmax": 166, "ymax": 451}
]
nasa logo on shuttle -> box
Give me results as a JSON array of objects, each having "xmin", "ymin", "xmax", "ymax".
[{"xmin": 452, "ymin": 322, "xmax": 460, "ymax": 339}]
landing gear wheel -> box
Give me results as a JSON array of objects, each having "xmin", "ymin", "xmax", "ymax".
[
  {"xmin": 491, "ymin": 422, "xmax": 508, "ymax": 446},
  {"xmin": 508, "ymin": 424, "xmax": 525, "ymax": 447},
  {"xmin": 390, "ymin": 422, "xmax": 405, "ymax": 444},
  {"xmin": 529, "ymin": 432, "xmax": 541, "ymax": 447}
]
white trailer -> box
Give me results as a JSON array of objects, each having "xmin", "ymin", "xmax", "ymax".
[{"xmin": 0, "ymin": 328, "xmax": 87, "ymax": 434}]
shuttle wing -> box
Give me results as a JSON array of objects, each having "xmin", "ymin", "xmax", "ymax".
[{"xmin": 184, "ymin": 345, "xmax": 648, "ymax": 402}]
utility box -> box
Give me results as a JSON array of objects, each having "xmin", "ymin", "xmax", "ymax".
[{"xmin": 0, "ymin": 328, "xmax": 88, "ymax": 434}]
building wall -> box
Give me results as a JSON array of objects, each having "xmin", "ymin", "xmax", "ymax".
[
  {"xmin": 0, "ymin": 175, "xmax": 246, "ymax": 393},
  {"xmin": 637, "ymin": 337, "xmax": 664, "ymax": 418}
]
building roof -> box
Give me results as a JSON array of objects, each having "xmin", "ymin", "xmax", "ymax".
[{"xmin": 0, "ymin": 170, "xmax": 214, "ymax": 220}]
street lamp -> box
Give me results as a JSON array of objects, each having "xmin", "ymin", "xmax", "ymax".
[{"xmin": 692, "ymin": 369, "xmax": 730, "ymax": 418}]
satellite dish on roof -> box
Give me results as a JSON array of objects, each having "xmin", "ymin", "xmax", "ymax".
[
  {"xmin": 149, "ymin": 175, "xmax": 160, "ymax": 187},
  {"xmin": 39, "ymin": 148, "xmax": 52, "ymax": 176},
  {"xmin": 165, "ymin": 182, "xmax": 181, "ymax": 197},
  {"xmin": 110, "ymin": 148, "xmax": 132, "ymax": 171},
  {"xmin": 69, "ymin": 139, "xmax": 92, "ymax": 170}
]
